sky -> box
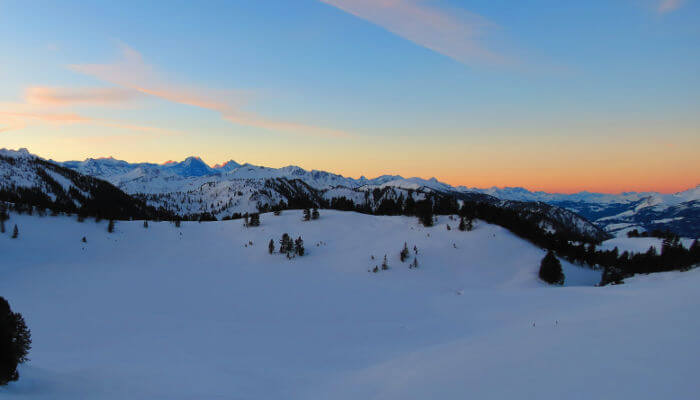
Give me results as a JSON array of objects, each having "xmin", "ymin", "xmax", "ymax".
[{"xmin": 0, "ymin": 0, "xmax": 698, "ymax": 194}]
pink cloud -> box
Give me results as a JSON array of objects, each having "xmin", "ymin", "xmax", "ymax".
[
  {"xmin": 319, "ymin": 0, "xmax": 507, "ymax": 66},
  {"xmin": 25, "ymin": 86, "xmax": 139, "ymax": 106},
  {"xmin": 70, "ymin": 44, "xmax": 348, "ymax": 138}
]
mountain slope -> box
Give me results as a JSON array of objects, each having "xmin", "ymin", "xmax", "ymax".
[{"xmin": 0, "ymin": 148, "xmax": 172, "ymax": 220}]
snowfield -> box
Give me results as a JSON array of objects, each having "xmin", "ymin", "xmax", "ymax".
[{"xmin": 1, "ymin": 210, "xmax": 698, "ymax": 399}]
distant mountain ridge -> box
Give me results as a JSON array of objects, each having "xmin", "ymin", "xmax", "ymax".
[
  {"xmin": 2, "ymin": 148, "xmax": 695, "ymax": 239},
  {"xmin": 55, "ymin": 153, "xmax": 698, "ymax": 238}
]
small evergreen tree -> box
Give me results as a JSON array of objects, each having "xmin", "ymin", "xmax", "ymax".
[
  {"xmin": 303, "ymin": 208, "xmax": 311, "ymax": 221},
  {"xmin": 400, "ymin": 242, "xmax": 409, "ymax": 262},
  {"xmin": 372, "ymin": 266, "xmax": 379, "ymax": 273},
  {"xmin": 107, "ymin": 220, "xmax": 115, "ymax": 233},
  {"xmin": 280, "ymin": 233, "xmax": 293, "ymax": 254},
  {"xmin": 539, "ymin": 251, "xmax": 564, "ymax": 285},
  {"xmin": 295, "ymin": 236, "xmax": 305, "ymax": 256},
  {"xmin": 458, "ymin": 217, "xmax": 466, "ymax": 231},
  {"xmin": 268, "ymin": 239, "xmax": 275, "ymax": 254},
  {"xmin": 249, "ymin": 213, "xmax": 260, "ymax": 227},
  {"xmin": 311, "ymin": 208, "xmax": 320, "ymax": 220},
  {"xmin": 82, "ymin": 236, "xmax": 87, "ymax": 243},
  {"xmin": 381, "ymin": 255, "xmax": 389, "ymax": 270},
  {"xmin": 175, "ymin": 219, "xmax": 181, "ymax": 228},
  {"xmin": 446, "ymin": 224, "xmax": 451, "ymax": 231},
  {"xmin": 11, "ymin": 225, "xmax": 18, "ymax": 239},
  {"xmin": 243, "ymin": 213, "xmax": 250, "ymax": 227},
  {"xmin": 0, "ymin": 219, "xmax": 4, "ymax": 234},
  {"xmin": 273, "ymin": 210, "xmax": 282, "ymax": 216},
  {"xmin": 410, "ymin": 258, "xmax": 419, "ymax": 269},
  {"xmin": 0, "ymin": 296, "xmax": 32, "ymax": 385},
  {"xmin": 143, "ymin": 220, "xmax": 149, "ymax": 228}
]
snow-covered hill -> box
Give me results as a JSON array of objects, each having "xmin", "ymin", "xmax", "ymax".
[
  {"xmin": 1, "ymin": 211, "xmax": 697, "ymax": 399},
  {"xmin": 0, "ymin": 149, "xmax": 168, "ymax": 220}
]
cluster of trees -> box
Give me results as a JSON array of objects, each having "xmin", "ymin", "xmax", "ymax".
[
  {"xmin": 0, "ymin": 296, "xmax": 31, "ymax": 386},
  {"xmin": 244, "ymin": 213, "xmax": 261, "ymax": 227},
  {"xmin": 600, "ymin": 238, "xmax": 700, "ymax": 285},
  {"xmin": 627, "ymin": 229, "xmax": 678, "ymax": 240},
  {"xmin": 302, "ymin": 208, "xmax": 320, "ymax": 221},
  {"xmin": 271, "ymin": 234, "xmax": 305, "ymax": 258}
]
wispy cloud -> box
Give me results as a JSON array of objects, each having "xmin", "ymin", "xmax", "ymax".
[
  {"xmin": 319, "ymin": 0, "xmax": 507, "ymax": 66},
  {"xmin": 658, "ymin": 0, "xmax": 685, "ymax": 13},
  {"xmin": 70, "ymin": 44, "xmax": 348, "ymax": 138},
  {"xmin": 0, "ymin": 102, "xmax": 176, "ymax": 136},
  {"xmin": 25, "ymin": 86, "xmax": 140, "ymax": 106}
]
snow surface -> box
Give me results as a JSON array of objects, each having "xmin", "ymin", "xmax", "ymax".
[{"xmin": 0, "ymin": 211, "xmax": 698, "ymax": 399}]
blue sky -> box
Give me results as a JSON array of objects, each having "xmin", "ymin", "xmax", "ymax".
[{"xmin": 0, "ymin": 0, "xmax": 698, "ymax": 193}]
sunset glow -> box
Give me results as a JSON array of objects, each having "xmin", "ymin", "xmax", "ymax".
[{"xmin": 1, "ymin": 0, "xmax": 698, "ymax": 194}]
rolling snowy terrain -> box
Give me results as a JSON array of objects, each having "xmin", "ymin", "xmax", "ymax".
[{"xmin": 1, "ymin": 210, "xmax": 699, "ymax": 399}]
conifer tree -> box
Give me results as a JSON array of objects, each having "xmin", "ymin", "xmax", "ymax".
[
  {"xmin": 107, "ymin": 220, "xmax": 115, "ymax": 233},
  {"xmin": 400, "ymin": 242, "xmax": 409, "ymax": 262},
  {"xmin": 539, "ymin": 251, "xmax": 564, "ymax": 285},
  {"xmin": 243, "ymin": 213, "xmax": 250, "ymax": 227},
  {"xmin": 175, "ymin": 219, "xmax": 181, "ymax": 228},
  {"xmin": 295, "ymin": 236, "xmax": 305, "ymax": 256},
  {"xmin": 280, "ymin": 233, "xmax": 293, "ymax": 254},
  {"xmin": 303, "ymin": 208, "xmax": 311, "ymax": 221},
  {"xmin": 410, "ymin": 258, "xmax": 419, "ymax": 269},
  {"xmin": 11, "ymin": 225, "xmax": 18, "ymax": 239},
  {"xmin": 82, "ymin": 236, "xmax": 87, "ymax": 243},
  {"xmin": 381, "ymin": 255, "xmax": 389, "ymax": 270},
  {"xmin": 143, "ymin": 220, "xmax": 149, "ymax": 228},
  {"xmin": 458, "ymin": 217, "xmax": 466, "ymax": 231},
  {"xmin": 0, "ymin": 219, "xmax": 4, "ymax": 234},
  {"xmin": 0, "ymin": 296, "xmax": 32, "ymax": 385},
  {"xmin": 249, "ymin": 213, "xmax": 260, "ymax": 227},
  {"xmin": 372, "ymin": 266, "xmax": 379, "ymax": 273},
  {"xmin": 268, "ymin": 239, "xmax": 275, "ymax": 254},
  {"xmin": 311, "ymin": 208, "xmax": 320, "ymax": 220}
]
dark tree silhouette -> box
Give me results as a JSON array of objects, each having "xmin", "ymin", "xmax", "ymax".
[
  {"xmin": 311, "ymin": 208, "xmax": 320, "ymax": 220},
  {"xmin": 303, "ymin": 208, "xmax": 311, "ymax": 221},
  {"xmin": 143, "ymin": 220, "xmax": 149, "ymax": 228},
  {"xmin": 249, "ymin": 213, "xmax": 260, "ymax": 227},
  {"xmin": 295, "ymin": 236, "xmax": 305, "ymax": 256},
  {"xmin": 400, "ymin": 242, "xmax": 409, "ymax": 262},
  {"xmin": 0, "ymin": 296, "xmax": 31, "ymax": 385},
  {"xmin": 381, "ymin": 255, "xmax": 389, "ymax": 270},
  {"xmin": 107, "ymin": 219, "xmax": 115, "ymax": 233},
  {"xmin": 539, "ymin": 251, "xmax": 564, "ymax": 285},
  {"xmin": 11, "ymin": 225, "xmax": 18, "ymax": 239},
  {"xmin": 268, "ymin": 239, "xmax": 275, "ymax": 254}
]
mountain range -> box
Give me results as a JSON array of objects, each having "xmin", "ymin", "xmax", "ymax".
[{"xmin": 2, "ymin": 148, "xmax": 698, "ymax": 238}]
